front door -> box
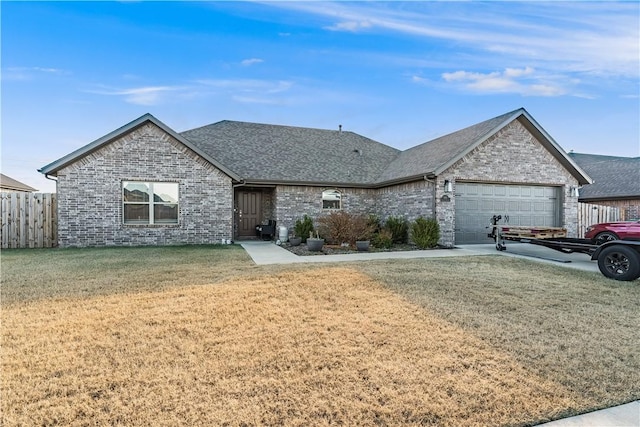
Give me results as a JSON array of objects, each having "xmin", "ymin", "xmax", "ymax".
[{"xmin": 237, "ymin": 191, "xmax": 262, "ymax": 238}]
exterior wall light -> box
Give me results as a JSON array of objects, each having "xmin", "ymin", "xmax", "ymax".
[
  {"xmin": 570, "ymin": 186, "xmax": 580, "ymax": 197},
  {"xmin": 444, "ymin": 180, "xmax": 453, "ymax": 193}
]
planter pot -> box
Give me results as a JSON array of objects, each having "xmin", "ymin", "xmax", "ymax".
[
  {"xmin": 289, "ymin": 237, "xmax": 302, "ymax": 246},
  {"xmin": 356, "ymin": 240, "xmax": 370, "ymax": 251},
  {"xmin": 306, "ymin": 238, "xmax": 325, "ymax": 252}
]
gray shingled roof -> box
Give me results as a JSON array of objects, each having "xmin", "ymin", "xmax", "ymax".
[
  {"xmin": 180, "ymin": 121, "xmax": 400, "ymax": 185},
  {"xmin": 378, "ymin": 110, "xmax": 518, "ymax": 182},
  {"xmin": 39, "ymin": 109, "xmax": 591, "ymax": 187},
  {"xmin": 569, "ymin": 153, "xmax": 640, "ymax": 200}
]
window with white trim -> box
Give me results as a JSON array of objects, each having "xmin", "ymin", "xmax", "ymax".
[
  {"xmin": 322, "ymin": 189, "xmax": 342, "ymax": 210},
  {"xmin": 123, "ymin": 181, "xmax": 179, "ymax": 224}
]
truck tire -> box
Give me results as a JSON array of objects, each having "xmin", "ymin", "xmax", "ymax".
[
  {"xmin": 594, "ymin": 231, "xmax": 618, "ymax": 245},
  {"xmin": 597, "ymin": 245, "xmax": 640, "ymax": 281}
]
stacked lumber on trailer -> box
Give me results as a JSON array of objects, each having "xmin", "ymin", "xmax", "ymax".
[{"xmin": 499, "ymin": 226, "xmax": 567, "ymax": 239}]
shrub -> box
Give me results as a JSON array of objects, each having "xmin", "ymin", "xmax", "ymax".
[
  {"xmin": 317, "ymin": 211, "xmax": 376, "ymax": 246},
  {"xmin": 372, "ymin": 228, "xmax": 393, "ymax": 249},
  {"xmin": 294, "ymin": 215, "xmax": 314, "ymax": 243},
  {"xmin": 317, "ymin": 211, "xmax": 351, "ymax": 245},
  {"xmin": 367, "ymin": 214, "xmax": 382, "ymax": 234},
  {"xmin": 411, "ymin": 217, "xmax": 440, "ymax": 249},
  {"xmin": 385, "ymin": 216, "xmax": 408, "ymax": 244}
]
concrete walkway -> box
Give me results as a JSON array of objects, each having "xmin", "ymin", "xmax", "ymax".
[
  {"xmin": 239, "ymin": 240, "xmax": 638, "ymax": 426},
  {"xmin": 538, "ymin": 401, "xmax": 639, "ymax": 426},
  {"xmin": 240, "ymin": 240, "xmax": 599, "ymax": 274}
]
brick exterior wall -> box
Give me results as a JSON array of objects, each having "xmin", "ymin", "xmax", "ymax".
[
  {"xmin": 273, "ymin": 186, "xmax": 379, "ymax": 237},
  {"xmin": 436, "ymin": 120, "xmax": 579, "ymax": 246},
  {"xmin": 54, "ymin": 118, "xmax": 581, "ymax": 248},
  {"xmin": 56, "ymin": 123, "xmax": 233, "ymax": 247},
  {"xmin": 273, "ymin": 181, "xmax": 436, "ymax": 240},
  {"xmin": 271, "ymin": 120, "xmax": 580, "ymax": 248}
]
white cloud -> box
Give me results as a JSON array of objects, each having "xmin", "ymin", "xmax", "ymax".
[
  {"xmin": 2, "ymin": 66, "xmax": 68, "ymax": 81},
  {"xmin": 324, "ymin": 20, "xmax": 372, "ymax": 32},
  {"xmin": 268, "ymin": 2, "xmax": 639, "ymax": 86},
  {"xmin": 241, "ymin": 58, "xmax": 264, "ymax": 66},
  {"xmin": 86, "ymin": 85, "xmax": 183, "ymax": 106},
  {"xmin": 441, "ymin": 67, "xmax": 567, "ymax": 97}
]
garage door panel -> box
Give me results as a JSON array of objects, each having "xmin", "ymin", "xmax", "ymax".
[
  {"xmin": 482, "ymin": 200, "xmax": 494, "ymax": 210},
  {"xmin": 493, "ymin": 186, "xmax": 507, "ymax": 196},
  {"xmin": 494, "ymin": 200, "xmax": 506, "ymax": 211},
  {"xmin": 455, "ymin": 183, "xmax": 559, "ymax": 244}
]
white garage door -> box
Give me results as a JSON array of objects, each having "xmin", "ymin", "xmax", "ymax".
[{"xmin": 455, "ymin": 182, "xmax": 560, "ymax": 244}]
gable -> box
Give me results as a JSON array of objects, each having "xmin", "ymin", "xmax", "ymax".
[
  {"xmin": 445, "ymin": 119, "xmax": 578, "ymax": 185},
  {"xmin": 39, "ymin": 114, "xmax": 240, "ymax": 181},
  {"xmin": 377, "ymin": 108, "xmax": 591, "ymax": 186}
]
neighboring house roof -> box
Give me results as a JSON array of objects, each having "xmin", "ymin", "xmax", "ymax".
[
  {"xmin": 38, "ymin": 114, "xmax": 241, "ymax": 181},
  {"xmin": 569, "ymin": 153, "xmax": 640, "ymax": 200},
  {"xmin": 180, "ymin": 120, "xmax": 400, "ymax": 186},
  {"xmin": 0, "ymin": 174, "xmax": 37, "ymax": 192},
  {"xmin": 38, "ymin": 108, "xmax": 592, "ymax": 187}
]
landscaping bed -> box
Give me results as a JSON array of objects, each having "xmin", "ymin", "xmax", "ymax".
[{"xmin": 283, "ymin": 242, "xmax": 427, "ymax": 256}]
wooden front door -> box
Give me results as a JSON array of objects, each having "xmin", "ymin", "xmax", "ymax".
[{"xmin": 237, "ymin": 191, "xmax": 262, "ymax": 238}]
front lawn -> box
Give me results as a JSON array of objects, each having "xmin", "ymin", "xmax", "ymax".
[{"xmin": 1, "ymin": 246, "xmax": 638, "ymax": 426}]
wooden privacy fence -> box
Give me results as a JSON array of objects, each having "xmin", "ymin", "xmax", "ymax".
[
  {"xmin": 577, "ymin": 202, "xmax": 620, "ymax": 239},
  {"xmin": 1, "ymin": 192, "xmax": 57, "ymax": 248}
]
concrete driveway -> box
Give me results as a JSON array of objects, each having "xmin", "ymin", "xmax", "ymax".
[{"xmin": 456, "ymin": 242, "xmax": 600, "ymax": 274}]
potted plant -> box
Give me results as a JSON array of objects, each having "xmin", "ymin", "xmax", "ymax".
[
  {"xmin": 353, "ymin": 214, "xmax": 376, "ymax": 251},
  {"xmin": 294, "ymin": 215, "xmax": 314, "ymax": 243},
  {"xmin": 289, "ymin": 231, "xmax": 302, "ymax": 246},
  {"xmin": 355, "ymin": 240, "xmax": 370, "ymax": 251},
  {"xmin": 306, "ymin": 231, "xmax": 324, "ymax": 251}
]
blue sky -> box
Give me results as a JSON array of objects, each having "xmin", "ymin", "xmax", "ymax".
[{"xmin": 2, "ymin": 1, "xmax": 639, "ymax": 193}]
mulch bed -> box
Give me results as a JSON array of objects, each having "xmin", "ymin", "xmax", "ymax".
[{"xmin": 283, "ymin": 242, "xmax": 427, "ymax": 256}]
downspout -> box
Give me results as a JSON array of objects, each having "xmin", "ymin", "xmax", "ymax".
[{"xmin": 423, "ymin": 175, "xmax": 437, "ymax": 219}]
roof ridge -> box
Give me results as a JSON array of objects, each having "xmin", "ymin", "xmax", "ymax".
[
  {"xmin": 570, "ymin": 152, "xmax": 639, "ymax": 160},
  {"xmin": 184, "ymin": 119, "xmax": 355, "ymax": 135}
]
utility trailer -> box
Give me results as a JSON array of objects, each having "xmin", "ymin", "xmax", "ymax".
[{"xmin": 488, "ymin": 215, "xmax": 640, "ymax": 281}]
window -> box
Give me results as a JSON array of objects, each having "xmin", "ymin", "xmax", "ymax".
[
  {"xmin": 123, "ymin": 181, "xmax": 178, "ymax": 224},
  {"xmin": 322, "ymin": 189, "xmax": 342, "ymax": 210}
]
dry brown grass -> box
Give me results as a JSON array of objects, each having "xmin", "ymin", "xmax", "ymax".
[
  {"xmin": 359, "ymin": 257, "xmax": 640, "ymax": 411},
  {"xmin": 0, "ymin": 245, "xmax": 251, "ymax": 305},
  {"xmin": 2, "ymin": 247, "xmax": 638, "ymax": 426},
  {"xmin": 3, "ymin": 267, "xmax": 581, "ymax": 426}
]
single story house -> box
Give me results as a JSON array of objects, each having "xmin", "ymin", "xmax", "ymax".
[
  {"xmin": 569, "ymin": 153, "xmax": 640, "ymax": 220},
  {"xmin": 0, "ymin": 174, "xmax": 37, "ymax": 193},
  {"xmin": 39, "ymin": 107, "xmax": 592, "ymax": 248}
]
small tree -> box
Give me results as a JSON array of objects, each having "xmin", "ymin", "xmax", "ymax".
[
  {"xmin": 411, "ymin": 217, "xmax": 440, "ymax": 249},
  {"xmin": 385, "ymin": 216, "xmax": 408, "ymax": 244},
  {"xmin": 372, "ymin": 228, "xmax": 393, "ymax": 249},
  {"xmin": 317, "ymin": 211, "xmax": 376, "ymax": 247},
  {"xmin": 294, "ymin": 215, "xmax": 314, "ymax": 243}
]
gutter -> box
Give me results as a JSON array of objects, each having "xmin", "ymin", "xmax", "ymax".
[{"xmin": 242, "ymin": 173, "xmax": 437, "ymax": 190}]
